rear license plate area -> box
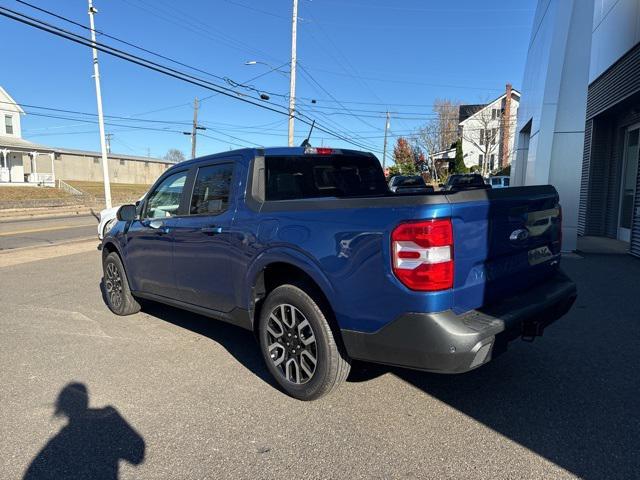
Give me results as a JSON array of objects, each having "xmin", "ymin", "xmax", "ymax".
[{"xmin": 528, "ymin": 245, "xmax": 553, "ymax": 266}]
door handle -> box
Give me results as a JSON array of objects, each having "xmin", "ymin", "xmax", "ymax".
[
  {"xmin": 148, "ymin": 220, "xmax": 170, "ymax": 234},
  {"xmin": 200, "ymin": 226, "xmax": 223, "ymax": 235}
]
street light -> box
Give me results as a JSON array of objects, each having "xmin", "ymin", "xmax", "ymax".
[{"xmin": 244, "ymin": 60, "xmax": 290, "ymax": 77}]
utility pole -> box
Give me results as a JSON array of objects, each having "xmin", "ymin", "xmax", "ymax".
[
  {"xmin": 105, "ymin": 133, "xmax": 113, "ymax": 154},
  {"xmin": 382, "ymin": 111, "xmax": 390, "ymax": 169},
  {"xmin": 87, "ymin": 0, "xmax": 112, "ymax": 209},
  {"xmin": 191, "ymin": 97, "xmax": 199, "ymax": 159},
  {"xmin": 287, "ymin": 0, "xmax": 298, "ymax": 146}
]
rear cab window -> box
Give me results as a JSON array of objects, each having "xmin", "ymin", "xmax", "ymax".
[
  {"xmin": 190, "ymin": 163, "xmax": 234, "ymax": 215},
  {"xmin": 265, "ymin": 154, "xmax": 388, "ymax": 200}
]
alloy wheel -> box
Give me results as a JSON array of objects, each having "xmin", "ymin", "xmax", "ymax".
[
  {"xmin": 104, "ymin": 261, "xmax": 123, "ymax": 310},
  {"xmin": 266, "ymin": 304, "xmax": 317, "ymax": 385}
]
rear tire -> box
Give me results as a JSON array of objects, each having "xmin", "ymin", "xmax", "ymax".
[
  {"xmin": 258, "ymin": 284, "xmax": 350, "ymax": 400},
  {"xmin": 102, "ymin": 252, "xmax": 141, "ymax": 316}
]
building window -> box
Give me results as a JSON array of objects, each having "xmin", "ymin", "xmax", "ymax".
[
  {"xmin": 492, "ymin": 109, "xmax": 497, "ymax": 120},
  {"xmin": 120, "ymin": 159, "xmax": 125, "ymax": 166},
  {"xmin": 478, "ymin": 154, "xmax": 484, "ymax": 166},
  {"xmin": 480, "ymin": 129, "xmax": 485, "ymax": 145},
  {"xmin": 491, "ymin": 128, "xmax": 497, "ymax": 144},
  {"xmin": 4, "ymin": 115, "xmax": 13, "ymax": 135},
  {"xmin": 490, "ymin": 154, "xmax": 495, "ymax": 170},
  {"xmin": 93, "ymin": 157, "xmax": 99, "ymax": 164}
]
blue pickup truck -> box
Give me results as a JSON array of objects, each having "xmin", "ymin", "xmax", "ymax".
[{"xmin": 101, "ymin": 146, "xmax": 576, "ymax": 400}]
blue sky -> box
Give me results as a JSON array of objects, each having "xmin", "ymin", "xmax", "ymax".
[{"xmin": 1, "ymin": 0, "xmax": 536, "ymax": 160}]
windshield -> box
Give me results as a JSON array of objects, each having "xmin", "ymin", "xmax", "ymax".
[
  {"xmin": 449, "ymin": 175, "xmax": 485, "ymax": 186},
  {"xmin": 265, "ymin": 155, "xmax": 388, "ymax": 200},
  {"xmin": 395, "ymin": 176, "xmax": 426, "ymax": 187}
]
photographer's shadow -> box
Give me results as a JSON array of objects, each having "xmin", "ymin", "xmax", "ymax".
[{"xmin": 24, "ymin": 382, "xmax": 145, "ymax": 480}]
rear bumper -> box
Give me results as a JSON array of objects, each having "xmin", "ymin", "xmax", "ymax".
[{"xmin": 341, "ymin": 270, "xmax": 577, "ymax": 374}]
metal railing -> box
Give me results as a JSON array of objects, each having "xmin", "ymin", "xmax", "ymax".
[
  {"xmin": 56, "ymin": 179, "xmax": 84, "ymax": 195},
  {"xmin": 27, "ymin": 173, "xmax": 55, "ymax": 185}
]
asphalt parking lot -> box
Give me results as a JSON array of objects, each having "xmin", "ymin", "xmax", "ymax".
[
  {"xmin": 1, "ymin": 248, "xmax": 639, "ymax": 479},
  {"xmin": 0, "ymin": 214, "xmax": 97, "ymax": 251}
]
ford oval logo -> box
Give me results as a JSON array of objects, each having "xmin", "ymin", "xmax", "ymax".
[{"xmin": 509, "ymin": 228, "xmax": 529, "ymax": 242}]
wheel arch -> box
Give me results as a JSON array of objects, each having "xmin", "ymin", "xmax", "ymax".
[
  {"xmin": 101, "ymin": 240, "xmax": 136, "ymax": 292},
  {"xmin": 246, "ymin": 250, "xmax": 339, "ymax": 336}
]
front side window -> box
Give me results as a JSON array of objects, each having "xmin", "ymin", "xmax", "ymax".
[
  {"xmin": 190, "ymin": 163, "xmax": 234, "ymax": 215},
  {"xmin": 5, "ymin": 115, "xmax": 14, "ymax": 134},
  {"xmin": 144, "ymin": 171, "xmax": 187, "ymax": 218}
]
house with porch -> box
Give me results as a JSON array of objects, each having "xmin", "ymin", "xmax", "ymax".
[
  {"xmin": 0, "ymin": 87, "xmax": 57, "ymax": 185},
  {"xmin": 0, "ymin": 86, "xmax": 175, "ymax": 187}
]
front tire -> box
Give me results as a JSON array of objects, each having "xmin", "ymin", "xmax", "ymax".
[
  {"xmin": 258, "ymin": 284, "xmax": 350, "ymax": 400},
  {"xmin": 102, "ymin": 252, "xmax": 140, "ymax": 316}
]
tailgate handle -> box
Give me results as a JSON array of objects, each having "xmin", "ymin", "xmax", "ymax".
[
  {"xmin": 509, "ymin": 228, "xmax": 529, "ymax": 242},
  {"xmin": 201, "ymin": 226, "xmax": 223, "ymax": 235}
]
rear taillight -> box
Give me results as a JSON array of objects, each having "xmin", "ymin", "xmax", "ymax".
[{"xmin": 391, "ymin": 219, "xmax": 454, "ymax": 291}]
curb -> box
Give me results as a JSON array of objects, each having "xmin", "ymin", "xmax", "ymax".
[{"xmin": 0, "ymin": 207, "xmax": 100, "ymax": 222}]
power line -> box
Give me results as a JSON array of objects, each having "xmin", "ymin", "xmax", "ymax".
[
  {"xmin": 123, "ymin": 0, "xmax": 284, "ymax": 65},
  {"xmin": 16, "ymin": 0, "xmax": 287, "ymax": 100},
  {"xmin": 0, "ymin": 6, "xmax": 382, "ymax": 153},
  {"xmin": 298, "ymin": 63, "xmax": 380, "ymax": 130}
]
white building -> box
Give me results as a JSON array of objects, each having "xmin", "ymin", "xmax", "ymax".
[
  {"xmin": 0, "ymin": 86, "xmax": 58, "ymax": 185},
  {"xmin": 0, "ymin": 86, "xmax": 174, "ymax": 186},
  {"xmin": 512, "ymin": 0, "xmax": 640, "ymax": 257},
  {"xmin": 458, "ymin": 85, "xmax": 520, "ymax": 173}
]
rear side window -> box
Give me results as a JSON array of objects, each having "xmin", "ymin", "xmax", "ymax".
[
  {"xmin": 190, "ymin": 163, "xmax": 234, "ymax": 215},
  {"xmin": 265, "ymin": 155, "xmax": 387, "ymax": 200}
]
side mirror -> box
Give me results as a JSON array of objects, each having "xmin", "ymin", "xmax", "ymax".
[{"xmin": 117, "ymin": 204, "xmax": 137, "ymax": 222}]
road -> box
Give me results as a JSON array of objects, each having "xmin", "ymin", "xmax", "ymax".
[
  {"xmin": 0, "ymin": 247, "xmax": 638, "ymax": 479},
  {"xmin": 0, "ymin": 213, "xmax": 98, "ymax": 250}
]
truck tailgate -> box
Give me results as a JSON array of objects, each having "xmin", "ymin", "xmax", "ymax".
[{"xmin": 450, "ymin": 186, "xmax": 562, "ymax": 314}]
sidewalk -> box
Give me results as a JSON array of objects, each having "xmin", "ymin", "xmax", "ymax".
[{"xmin": 0, "ymin": 204, "xmax": 99, "ymax": 222}]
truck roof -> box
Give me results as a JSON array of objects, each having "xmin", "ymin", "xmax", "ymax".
[{"xmin": 171, "ymin": 146, "xmax": 376, "ymax": 170}]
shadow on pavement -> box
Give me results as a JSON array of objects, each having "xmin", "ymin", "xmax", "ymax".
[
  {"xmin": 139, "ymin": 301, "xmax": 275, "ymax": 388},
  {"xmin": 98, "ymin": 254, "xmax": 638, "ymax": 480},
  {"xmin": 350, "ymin": 254, "xmax": 640, "ymax": 480},
  {"xmin": 24, "ymin": 383, "xmax": 145, "ymax": 480}
]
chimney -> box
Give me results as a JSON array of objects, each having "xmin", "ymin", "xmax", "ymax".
[{"xmin": 500, "ymin": 83, "xmax": 512, "ymax": 169}]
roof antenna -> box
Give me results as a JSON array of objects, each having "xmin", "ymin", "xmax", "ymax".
[{"xmin": 300, "ymin": 120, "xmax": 315, "ymax": 148}]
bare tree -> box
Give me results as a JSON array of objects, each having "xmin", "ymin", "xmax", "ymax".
[
  {"xmin": 414, "ymin": 99, "xmax": 460, "ymax": 181},
  {"xmin": 163, "ymin": 149, "xmax": 186, "ymax": 163},
  {"xmin": 415, "ymin": 119, "xmax": 442, "ymax": 181},
  {"xmin": 433, "ymin": 99, "xmax": 461, "ymax": 151}
]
